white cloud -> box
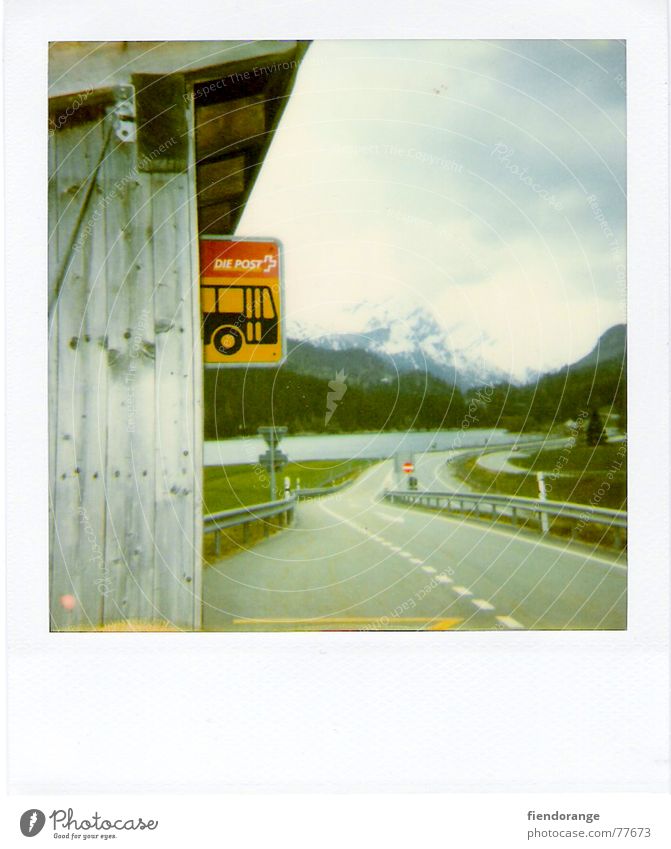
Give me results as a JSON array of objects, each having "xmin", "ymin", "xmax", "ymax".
[{"xmin": 239, "ymin": 39, "xmax": 626, "ymax": 377}]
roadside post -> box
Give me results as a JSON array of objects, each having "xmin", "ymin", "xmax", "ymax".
[
  {"xmin": 258, "ymin": 426, "xmax": 288, "ymax": 500},
  {"xmin": 536, "ymin": 471, "xmax": 550, "ymax": 534}
]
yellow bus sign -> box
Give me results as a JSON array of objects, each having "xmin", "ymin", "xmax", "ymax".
[{"xmin": 199, "ymin": 237, "xmax": 283, "ymax": 366}]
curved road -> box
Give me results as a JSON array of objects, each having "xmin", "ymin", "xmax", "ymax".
[{"xmin": 203, "ymin": 453, "xmax": 626, "ymax": 632}]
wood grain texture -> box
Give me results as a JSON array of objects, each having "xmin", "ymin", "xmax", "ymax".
[{"xmin": 49, "ymin": 106, "xmax": 201, "ymax": 630}]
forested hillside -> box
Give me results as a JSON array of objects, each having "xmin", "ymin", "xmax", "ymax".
[{"xmin": 204, "ymin": 326, "xmax": 626, "ymax": 439}]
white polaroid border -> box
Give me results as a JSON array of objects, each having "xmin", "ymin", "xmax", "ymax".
[{"xmin": 3, "ymin": 0, "xmax": 669, "ymax": 797}]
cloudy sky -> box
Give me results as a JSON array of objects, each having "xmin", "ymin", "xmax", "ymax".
[{"xmin": 239, "ymin": 40, "xmax": 626, "ymax": 378}]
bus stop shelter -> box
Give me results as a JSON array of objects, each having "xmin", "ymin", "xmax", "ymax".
[{"xmin": 48, "ymin": 40, "xmax": 308, "ymax": 630}]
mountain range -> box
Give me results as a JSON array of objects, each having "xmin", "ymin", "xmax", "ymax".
[
  {"xmin": 204, "ymin": 322, "xmax": 626, "ymax": 438},
  {"xmin": 287, "ymin": 302, "xmax": 624, "ymax": 391}
]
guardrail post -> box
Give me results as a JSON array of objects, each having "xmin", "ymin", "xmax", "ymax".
[
  {"xmin": 511, "ymin": 506, "xmax": 517, "ymax": 526},
  {"xmin": 214, "ymin": 530, "xmax": 221, "ymax": 557}
]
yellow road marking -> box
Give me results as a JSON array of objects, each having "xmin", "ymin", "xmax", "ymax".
[
  {"xmin": 427, "ymin": 618, "xmax": 463, "ymax": 630},
  {"xmin": 232, "ymin": 616, "xmax": 463, "ymax": 629}
]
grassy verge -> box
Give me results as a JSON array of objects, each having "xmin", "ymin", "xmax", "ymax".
[
  {"xmin": 202, "ymin": 458, "xmax": 376, "ymax": 561},
  {"xmin": 203, "ymin": 458, "xmax": 376, "ymax": 513},
  {"xmin": 449, "ymin": 442, "xmax": 627, "ymax": 549}
]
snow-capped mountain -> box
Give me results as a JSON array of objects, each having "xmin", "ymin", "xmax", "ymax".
[{"xmin": 287, "ymin": 301, "xmax": 512, "ymax": 390}]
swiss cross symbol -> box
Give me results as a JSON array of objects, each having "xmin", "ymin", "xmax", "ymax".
[{"xmin": 263, "ymin": 254, "xmax": 278, "ymax": 273}]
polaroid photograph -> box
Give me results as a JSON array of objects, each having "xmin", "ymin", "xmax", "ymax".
[{"xmin": 47, "ymin": 38, "xmax": 627, "ymax": 634}]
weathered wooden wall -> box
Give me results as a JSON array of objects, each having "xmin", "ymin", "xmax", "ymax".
[
  {"xmin": 48, "ymin": 44, "xmax": 307, "ymax": 630},
  {"xmin": 48, "ymin": 93, "xmax": 203, "ymax": 630}
]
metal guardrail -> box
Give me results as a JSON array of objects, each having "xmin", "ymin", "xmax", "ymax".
[
  {"xmin": 203, "ymin": 471, "xmax": 360, "ymax": 557},
  {"xmin": 203, "ymin": 496, "xmax": 296, "ymax": 556},
  {"xmin": 295, "ymin": 477, "xmax": 355, "ymax": 499},
  {"xmin": 383, "ymin": 489, "xmax": 627, "ymax": 546}
]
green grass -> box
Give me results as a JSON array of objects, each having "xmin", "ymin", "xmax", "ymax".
[
  {"xmin": 203, "ymin": 458, "xmax": 375, "ymax": 514},
  {"xmin": 450, "ymin": 441, "xmax": 627, "ymax": 548},
  {"xmin": 508, "ymin": 442, "xmax": 627, "ymax": 476},
  {"xmin": 202, "ymin": 458, "xmax": 376, "ymax": 562},
  {"xmin": 454, "ymin": 447, "xmax": 626, "ymax": 511}
]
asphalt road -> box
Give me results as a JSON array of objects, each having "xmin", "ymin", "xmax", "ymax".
[{"xmin": 202, "ymin": 454, "xmax": 626, "ymax": 632}]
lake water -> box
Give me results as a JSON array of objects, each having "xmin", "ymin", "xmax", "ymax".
[{"xmin": 204, "ymin": 428, "xmax": 511, "ymax": 466}]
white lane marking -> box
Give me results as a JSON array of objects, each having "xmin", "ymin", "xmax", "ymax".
[
  {"xmin": 410, "ymin": 558, "xmax": 423, "ymax": 565},
  {"xmin": 390, "ymin": 545, "xmax": 403, "ymax": 553},
  {"xmin": 452, "ymin": 586, "xmax": 473, "ymax": 597},
  {"xmin": 374, "ymin": 510, "xmax": 404, "ymax": 524},
  {"xmin": 397, "ymin": 504, "xmax": 626, "ymax": 571},
  {"xmin": 399, "ymin": 551, "xmax": 414, "ymax": 559},
  {"xmin": 322, "ymin": 485, "xmax": 623, "ymax": 573},
  {"xmin": 436, "ymin": 574, "xmax": 452, "ymax": 584},
  {"xmin": 472, "ymin": 599, "xmax": 495, "ymax": 611},
  {"xmin": 496, "ymin": 615, "xmax": 525, "ymax": 630},
  {"xmin": 421, "ymin": 565, "xmax": 437, "ymax": 574}
]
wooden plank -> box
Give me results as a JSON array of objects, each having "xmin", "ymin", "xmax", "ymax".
[
  {"xmin": 196, "ymin": 155, "xmax": 245, "ymax": 204},
  {"xmin": 50, "ymin": 119, "xmax": 105, "ymax": 629},
  {"xmin": 100, "ymin": 132, "xmax": 135, "ymax": 626},
  {"xmin": 70, "ymin": 117, "xmax": 111, "ymax": 628},
  {"xmin": 151, "ymin": 171, "xmax": 199, "ymax": 627},
  {"xmin": 195, "ymin": 95, "xmax": 266, "ymax": 160},
  {"xmin": 123, "ymin": 169, "xmax": 158, "ymax": 621},
  {"xmin": 185, "ymin": 96, "xmax": 204, "ymax": 630},
  {"xmin": 48, "ymin": 131, "xmax": 59, "ymax": 607}
]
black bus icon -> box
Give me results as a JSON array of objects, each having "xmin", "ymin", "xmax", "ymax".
[{"xmin": 202, "ymin": 283, "xmax": 279, "ymax": 356}]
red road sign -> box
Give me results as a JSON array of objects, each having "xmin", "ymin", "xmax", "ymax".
[{"xmin": 402, "ymin": 462, "xmax": 414, "ymax": 474}]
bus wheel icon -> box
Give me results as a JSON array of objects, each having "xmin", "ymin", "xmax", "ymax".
[
  {"xmin": 213, "ymin": 325, "xmax": 244, "ymax": 356},
  {"xmin": 20, "ymin": 809, "xmax": 46, "ymax": 837}
]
